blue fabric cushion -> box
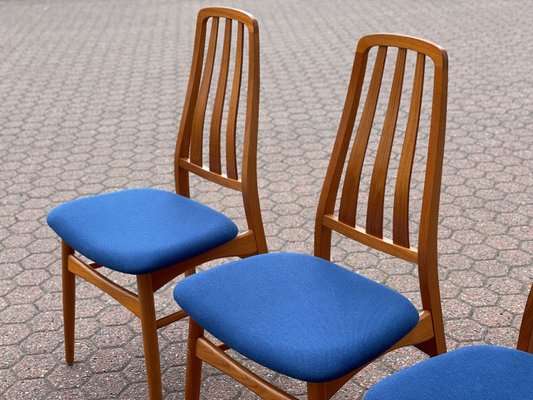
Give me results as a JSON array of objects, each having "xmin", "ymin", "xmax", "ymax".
[
  {"xmin": 173, "ymin": 252, "xmax": 419, "ymax": 382},
  {"xmin": 365, "ymin": 345, "xmax": 533, "ymax": 400},
  {"xmin": 47, "ymin": 188, "xmax": 238, "ymax": 274}
]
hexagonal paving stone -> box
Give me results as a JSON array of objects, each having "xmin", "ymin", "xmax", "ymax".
[{"xmin": 84, "ymin": 372, "xmax": 128, "ymax": 399}]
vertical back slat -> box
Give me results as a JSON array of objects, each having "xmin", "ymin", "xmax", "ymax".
[
  {"xmin": 338, "ymin": 46, "xmax": 388, "ymax": 226},
  {"xmin": 366, "ymin": 48, "xmax": 407, "ymax": 237},
  {"xmin": 190, "ymin": 17, "xmax": 219, "ymax": 165},
  {"xmin": 209, "ymin": 19, "xmax": 232, "ymax": 174},
  {"xmin": 393, "ymin": 52, "xmax": 425, "ymax": 247},
  {"xmin": 226, "ymin": 22, "xmax": 244, "ymax": 180}
]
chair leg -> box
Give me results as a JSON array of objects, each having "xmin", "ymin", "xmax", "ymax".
[
  {"xmin": 417, "ymin": 312, "xmax": 447, "ymax": 357},
  {"xmin": 307, "ymin": 382, "xmax": 329, "ymax": 400},
  {"xmin": 137, "ymin": 274, "xmax": 163, "ymax": 400},
  {"xmin": 61, "ymin": 241, "xmax": 75, "ymax": 365},
  {"xmin": 185, "ymin": 319, "xmax": 204, "ymax": 400},
  {"xmin": 417, "ymin": 331, "xmax": 447, "ymax": 357}
]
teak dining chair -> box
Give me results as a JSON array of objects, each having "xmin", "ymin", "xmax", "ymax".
[
  {"xmin": 47, "ymin": 7, "xmax": 266, "ymax": 400},
  {"xmin": 365, "ymin": 283, "xmax": 533, "ymax": 399},
  {"xmin": 174, "ymin": 34, "xmax": 448, "ymax": 399}
]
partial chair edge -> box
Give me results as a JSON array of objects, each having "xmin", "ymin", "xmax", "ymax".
[{"xmin": 517, "ymin": 283, "xmax": 533, "ymax": 353}]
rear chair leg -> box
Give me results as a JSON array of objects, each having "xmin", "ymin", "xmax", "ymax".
[
  {"xmin": 416, "ymin": 309, "xmax": 447, "ymax": 357},
  {"xmin": 416, "ymin": 330, "xmax": 447, "ymax": 357},
  {"xmin": 308, "ymin": 382, "xmax": 329, "ymax": 400},
  {"xmin": 185, "ymin": 319, "xmax": 204, "ymax": 400},
  {"xmin": 61, "ymin": 241, "xmax": 75, "ymax": 365},
  {"xmin": 137, "ymin": 274, "xmax": 163, "ymax": 400}
]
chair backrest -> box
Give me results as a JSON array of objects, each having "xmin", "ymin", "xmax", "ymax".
[
  {"xmin": 174, "ymin": 7, "xmax": 264, "ymax": 240},
  {"xmin": 315, "ymin": 34, "xmax": 448, "ymax": 312},
  {"xmin": 517, "ymin": 284, "xmax": 533, "ymax": 353}
]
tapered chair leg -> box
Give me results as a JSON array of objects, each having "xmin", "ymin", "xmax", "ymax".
[
  {"xmin": 185, "ymin": 319, "xmax": 204, "ymax": 400},
  {"xmin": 61, "ymin": 241, "xmax": 75, "ymax": 365},
  {"xmin": 137, "ymin": 274, "xmax": 163, "ymax": 400},
  {"xmin": 308, "ymin": 382, "xmax": 329, "ymax": 400}
]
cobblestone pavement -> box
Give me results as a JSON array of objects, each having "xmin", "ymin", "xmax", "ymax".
[{"xmin": 0, "ymin": 0, "xmax": 532, "ymax": 398}]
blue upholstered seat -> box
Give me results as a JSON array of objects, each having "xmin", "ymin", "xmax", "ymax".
[
  {"xmin": 47, "ymin": 188, "xmax": 238, "ymax": 274},
  {"xmin": 173, "ymin": 252, "xmax": 419, "ymax": 382},
  {"xmin": 365, "ymin": 345, "xmax": 533, "ymax": 400}
]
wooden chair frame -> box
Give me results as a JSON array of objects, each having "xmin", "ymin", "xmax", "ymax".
[
  {"xmin": 184, "ymin": 34, "xmax": 448, "ymax": 399},
  {"xmin": 60, "ymin": 7, "xmax": 266, "ymax": 400}
]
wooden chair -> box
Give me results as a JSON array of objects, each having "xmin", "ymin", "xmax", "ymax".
[
  {"xmin": 46, "ymin": 7, "xmax": 266, "ymax": 400},
  {"xmin": 365, "ymin": 284, "xmax": 533, "ymax": 399},
  {"xmin": 173, "ymin": 34, "xmax": 448, "ymax": 399}
]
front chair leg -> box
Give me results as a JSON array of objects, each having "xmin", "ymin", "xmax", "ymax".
[
  {"xmin": 61, "ymin": 241, "xmax": 75, "ymax": 365},
  {"xmin": 137, "ymin": 274, "xmax": 163, "ymax": 400},
  {"xmin": 308, "ymin": 382, "xmax": 329, "ymax": 400},
  {"xmin": 185, "ymin": 319, "xmax": 204, "ymax": 400}
]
